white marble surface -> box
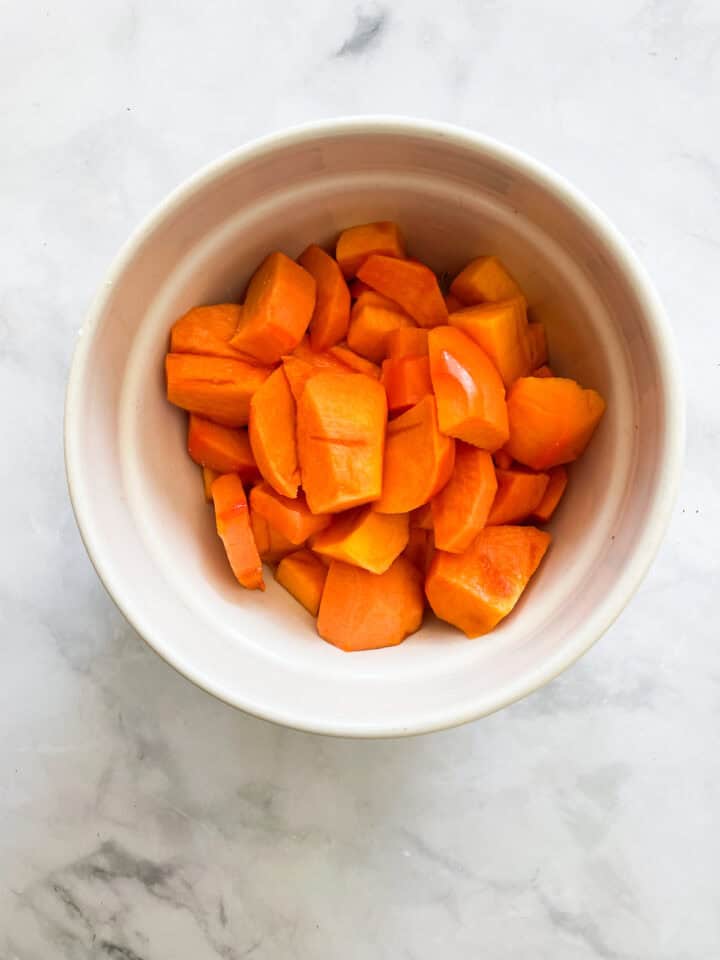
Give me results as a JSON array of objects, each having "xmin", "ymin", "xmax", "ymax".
[{"xmin": 2, "ymin": 0, "xmax": 719, "ymax": 956}]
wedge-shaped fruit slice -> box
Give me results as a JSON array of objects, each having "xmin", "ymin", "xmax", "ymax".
[
  {"xmin": 230, "ymin": 252, "xmax": 316, "ymax": 363},
  {"xmin": 311, "ymin": 507, "xmax": 409, "ymax": 574},
  {"xmin": 170, "ymin": 304, "xmax": 245, "ymax": 359},
  {"xmin": 347, "ymin": 291, "xmax": 413, "ymax": 362},
  {"xmin": 425, "ymin": 526, "xmax": 551, "ymax": 637},
  {"xmin": 165, "ymin": 354, "xmax": 271, "ymax": 427},
  {"xmin": 505, "ymin": 376, "xmax": 606, "ymax": 470},
  {"xmin": 531, "ymin": 466, "xmax": 568, "ymax": 523},
  {"xmin": 249, "ymin": 366, "xmax": 300, "ymax": 498},
  {"xmin": 450, "ymin": 256, "xmax": 524, "ymax": 305},
  {"xmin": 336, "ymin": 221, "xmax": 406, "ymax": 278},
  {"xmin": 428, "ymin": 326, "xmax": 509, "ymax": 451},
  {"xmin": 375, "ymin": 395, "xmax": 455, "ymax": 514},
  {"xmin": 449, "ymin": 297, "xmax": 530, "ymax": 388},
  {"xmin": 431, "ymin": 444, "xmax": 497, "ymax": 553},
  {"xmin": 188, "ymin": 415, "xmax": 258, "ymax": 482},
  {"xmin": 250, "ymin": 510, "xmax": 297, "ymax": 564},
  {"xmin": 297, "ymin": 244, "xmax": 351, "ymax": 351},
  {"xmin": 249, "ymin": 482, "xmax": 330, "ymax": 545},
  {"xmin": 381, "ymin": 355, "xmax": 433, "ymax": 414},
  {"xmin": 297, "ymin": 371, "xmax": 387, "ymax": 514},
  {"xmin": 211, "ymin": 474, "xmax": 264, "ymax": 590},
  {"xmin": 357, "ymin": 255, "xmax": 448, "ymax": 328},
  {"xmin": 487, "ymin": 468, "xmax": 549, "ymax": 525},
  {"xmin": 318, "ymin": 557, "xmax": 424, "ymax": 651},
  {"xmin": 275, "ymin": 549, "xmax": 328, "ymax": 615}
]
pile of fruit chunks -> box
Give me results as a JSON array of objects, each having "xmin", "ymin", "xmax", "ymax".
[{"xmin": 165, "ymin": 221, "xmax": 606, "ymax": 651}]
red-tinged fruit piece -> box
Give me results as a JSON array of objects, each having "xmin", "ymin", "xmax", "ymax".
[
  {"xmin": 425, "ymin": 525, "xmax": 551, "ymax": 637},
  {"xmin": 211, "ymin": 474, "xmax": 264, "ymax": 590},
  {"xmin": 428, "ymin": 326, "xmax": 509, "ymax": 451}
]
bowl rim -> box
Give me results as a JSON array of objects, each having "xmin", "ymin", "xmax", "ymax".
[{"xmin": 64, "ymin": 116, "xmax": 685, "ymax": 737}]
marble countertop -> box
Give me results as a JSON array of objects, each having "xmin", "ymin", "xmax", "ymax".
[{"xmin": 2, "ymin": 1, "xmax": 719, "ymax": 956}]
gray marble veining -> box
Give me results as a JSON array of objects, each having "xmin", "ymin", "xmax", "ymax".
[{"xmin": 2, "ymin": 0, "xmax": 719, "ymax": 956}]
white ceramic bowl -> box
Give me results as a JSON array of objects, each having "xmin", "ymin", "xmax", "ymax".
[{"xmin": 65, "ymin": 118, "xmax": 683, "ymax": 737}]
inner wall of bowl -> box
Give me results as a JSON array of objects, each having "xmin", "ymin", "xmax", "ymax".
[{"xmin": 76, "ymin": 128, "xmax": 665, "ymax": 731}]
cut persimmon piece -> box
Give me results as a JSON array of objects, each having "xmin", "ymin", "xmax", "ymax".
[
  {"xmin": 165, "ymin": 354, "xmax": 272, "ymax": 427},
  {"xmin": 357, "ymin": 255, "xmax": 448, "ymax": 328},
  {"xmin": 250, "ymin": 510, "xmax": 296, "ymax": 564},
  {"xmin": 297, "ymin": 371, "xmax": 387, "ymax": 514},
  {"xmin": 386, "ymin": 326, "xmax": 429, "ymax": 359},
  {"xmin": 229, "ymin": 252, "xmax": 316, "ymax": 363},
  {"xmin": 506, "ymin": 376, "xmax": 606, "ymax": 470},
  {"xmin": 317, "ymin": 557, "xmax": 423, "ymax": 651},
  {"xmin": 336, "ymin": 221, "xmax": 406, "ymax": 279},
  {"xmin": 493, "ymin": 449, "xmax": 513, "ymax": 470},
  {"xmin": 428, "ymin": 326, "xmax": 509, "ymax": 451},
  {"xmin": 311, "ymin": 507, "xmax": 409, "ymax": 574},
  {"xmin": 327, "ymin": 345, "xmax": 380, "ymax": 378},
  {"xmin": 281, "ymin": 355, "xmax": 316, "ymax": 404},
  {"xmin": 275, "ymin": 549, "xmax": 328, "ymax": 615},
  {"xmin": 531, "ymin": 466, "xmax": 568, "ymax": 523},
  {"xmin": 431, "ymin": 445, "xmax": 497, "ymax": 553},
  {"xmin": 376, "ymin": 395, "xmax": 455, "ymax": 514},
  {"xmin": 293, "ymin": 336, "xmax": 380, "ymax": 376},
  {"xmin": 449, "ymin": 298, "xmax": 530, "ymax": 388},
  {"xmin": 283, "ymin": 345, "xmax": 379, "ymax": 404},
  {"xmin": 211, "ymin": 474, "xmax": 264, "ymax": 590},
  {"xmin": 298, "ymin": 244, "xmax": 351, "ymax": 351},
  {"xmin": 170, "ymin": 304, "xmax": 245, "ymax": 359},
  {"xmin": 249, "ymin": 482, "xmax": 330, "ymax": 545},
  {"xmin": 525, "ymin": 322, "xmax": 548, "ymax": 371},
  {"xmin": 188, "ymin": 415, "xmax": 259, "ymax": 482},
  {"xmin": 347, "ymin": 292, "xmax": 413, "ymax": 363},
  {"xmin": 425, "ymin": 525, "xmax": 551, "ymax": 637},
  {"xmin": 249, "ymin": 367, "xmax": 300, "ymax": 498},
  {"xmin": 487, "ymin": 468, "xmax": 549, "ymax": 525},
  {"xmin": 450, "ymin": 256, "xmax": 524, "ymax": 305},
  {"xmin": 381, "ymin": 355, "xmax": 433, "ymax": 413},
  {"xmin": 202, "ymin": 466, "xmax": 219, "ymax": 502}
]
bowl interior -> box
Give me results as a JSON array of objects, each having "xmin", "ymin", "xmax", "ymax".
[{"xmin": 67, "ymin": 123, "xmax": 676, "ymax": 735}]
